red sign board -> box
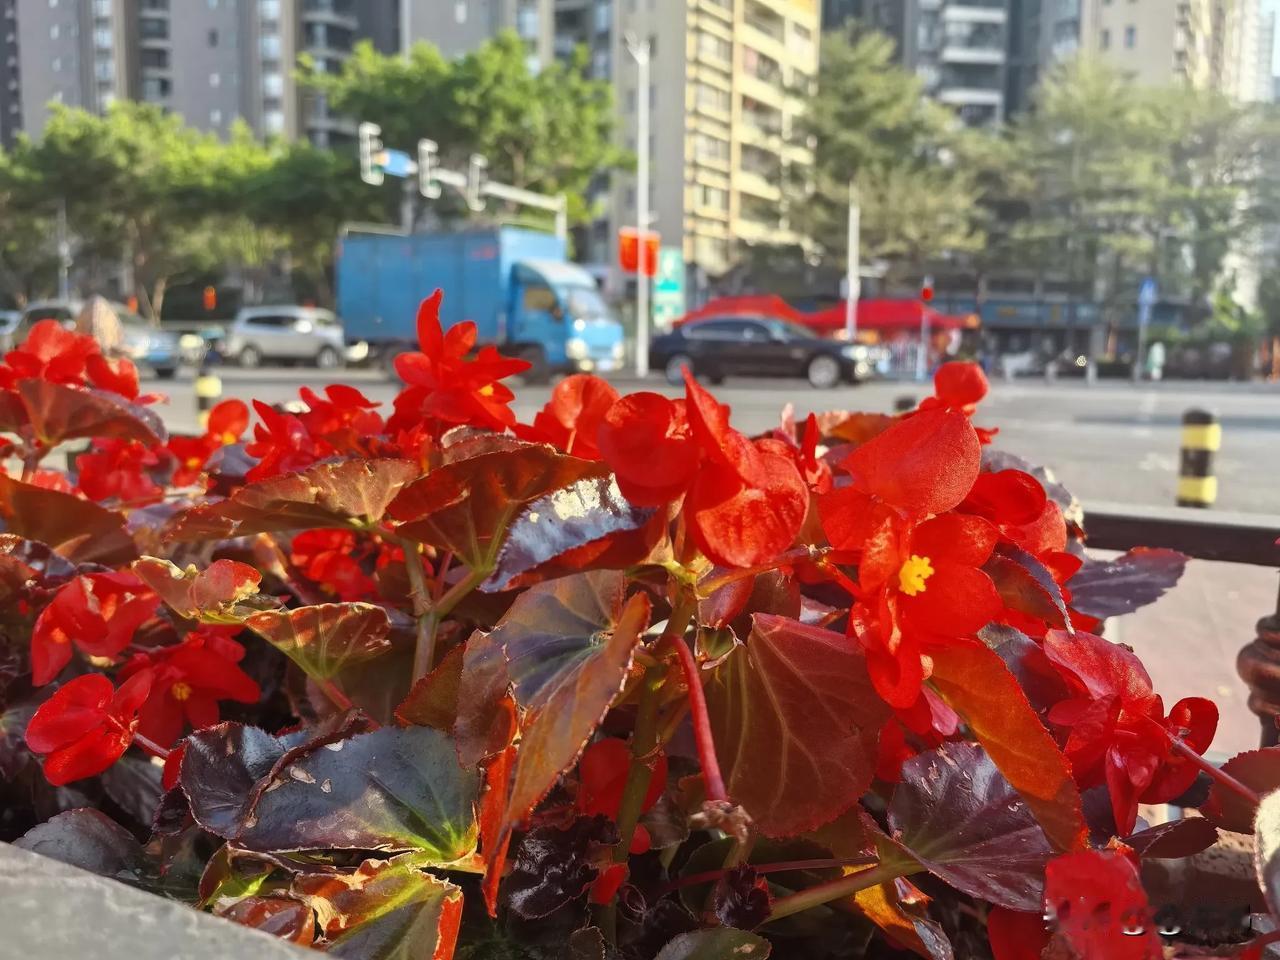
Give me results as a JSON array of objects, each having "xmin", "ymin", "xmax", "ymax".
[{"xmin": 619, "ymin": 227, "xmax": 659, "ymax": 277}]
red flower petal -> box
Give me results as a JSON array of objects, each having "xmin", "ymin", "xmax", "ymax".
[
  {"xmin": 987, "ymin": 908, "xmax": 1050, "ymax": 960},
  {"xmin": 42, "ymin": 726, "xmax": 132, "ymax": 786},
  {"xmin": 842, "ymin": 409, "xmax": 981, "ymax": 517},
  {"xmin": 597, "ymin": 392, "xmax": 699, "ymax": 505},
  {"xmin": 899, "ymin": 563, "xmax": 1001, "ymax": 636},
  {"xmin": 24, "ymin": 673, "xmax": 114, "ymax": 753},
  {"xmin": 962, "ymin": 470, "xmax": 1046, "ymax": 527},
  {"xmin": 1042, "ymin": 630, "xmax": 1158, "ymax": 710},
  {"xmin": 909, "ymin": 513, "xmax": 998, "ymax": 568},
  {"xmin": 415, "ymin": 290, "xmax": 446, "ymax": 361},
  {"xmin": 206, "ymin": 398, "xmax": 249, "ymax": 442},
  {"xmin": 687, "ymin": 445, "xmax": 807, "ymax": 568},
  {"xmin": 1043, "ymin": 851, "xmax": 1162, "ymax": 960},
  {"xmin": 682, "ymin": 369, "xmax": 759, "ymax": 479}
]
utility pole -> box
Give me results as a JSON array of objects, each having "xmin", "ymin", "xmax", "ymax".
[
  {"xmin": 626, "ymin": 33, "xmax": 651, "ymax": 379},
  {"xmin": 844, "ymin": 183, "xmax": 860, "ymax": 342},
  {"xmin": 56, "ymin": 198, "xmax": 71, "ymax": 300}
]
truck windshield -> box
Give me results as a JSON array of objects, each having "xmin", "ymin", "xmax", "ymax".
[{"xmin": 562, "ymin": 286, "xmax": 610, "ymax": 322}]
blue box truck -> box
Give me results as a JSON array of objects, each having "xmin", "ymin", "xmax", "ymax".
[{"xmin": 336, "ymin": 227, "xmax": 625, "ymax": 382}]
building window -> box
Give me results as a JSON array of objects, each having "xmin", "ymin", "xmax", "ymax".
[
  {"xmin": 261, "ymin": 34, "xmax": 280, "ymax": 58},
  {"xmin": 1100, "ymin": 28, "xmax": 1110, "ymax": 50},
  {"xmin": 208, "ymin": 28, "xmax": 218, "ymax": 46},
  {"xmin": 141, "ymin": 76, "xmax": 171, "ymax": 99},
  {"xmin": 51, "ymin": 57, "xmax": 61, "ymax": 72},
  {"xmin": 1124, "ymin": 25, "xmax": 1135, "ymax": 48},
  {"xmin": 264, "ymin": 109, "xmax": 284, "ymax": 134},
  {"xmin": 697, "ymin": 184, "xmax": 728, "ymax": 210},
  {"xmin": 49, "ymin": 24, "xmax": 59, "ymax": 39},
  {"xmin": 210, "ymin": 108, "xmax": 222, "ymax": 125},
  {"xmin": 696, "ymin": 82, "xmax": 730, "ymax": 114},
  {"xmin": 141, "ymin": 47, "xmax": 169, "ymax": 68},
  {"xmin": 698, "ymin": 31, "xmax": 731, "ymax": 63},
  {"xmin": 516, "ymin": 1, "xmax": 538, "ymax": 41},
  {"xmin": 593, "ymin": 0, "xmax": 610, "ymax": 32},
  {"xmin": 141, "ymin": 0, "xmax": 169, "ymax": 9},
  {"xmin": 591, "ymin": 48, "xmax": 609, "ymax": 79},
  {"xmin": 695, "ymin": 132, "xmax": 730, "ymax": 163},
  {"xmin": 454, "ymin": 1, "xmax": 465, "ymax": 23},
  {"xmin": 139, "ymin": 17, "xmax": 168, "ymax": 39},
  {"xmin": 210, "ymin": 72, "xmax": 221, "ymax": 87}
]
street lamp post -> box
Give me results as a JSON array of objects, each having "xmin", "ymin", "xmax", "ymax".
[
  {"xmin": 844, "ymin": 183, "xmax": 859, "ymax": 342},
  {"xmin": 625, "ymin": 33, "xmax": 651, "ymax": 379}
]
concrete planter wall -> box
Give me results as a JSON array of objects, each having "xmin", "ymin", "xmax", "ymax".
[{"xmin": 0, "ymin": 843, "xmax": 309, "ymax": 960}]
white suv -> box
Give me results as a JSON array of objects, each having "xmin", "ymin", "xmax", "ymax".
[{"xmin": 223, "ymin": 306, "xmax": 347, "ymax": 369}]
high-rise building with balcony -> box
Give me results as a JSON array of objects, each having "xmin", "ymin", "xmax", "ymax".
[
  {"xmin": 401, "ymin": 0, "xmax": 555, "ymax": 70},
  {"xmin": 849, "ymin": 0, "xmax": 1009, "ymax": 128},
  {"xmin": 555, "ymin": 0, "xmax": 820, "ymax": 292},
  {"xmin": 13, "ymin": 0, "xmax": 383, "ymax": 144}
]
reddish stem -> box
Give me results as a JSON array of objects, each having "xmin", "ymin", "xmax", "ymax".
[
  {"xmin": 658, "ymin": 856, "xmax": 878, "ymax": 897},
  {"xmin": 132, "ymin": 732, "xmax": 170, "ymax": 760},
  {"xmin": 1168, "ymin": 737, "xmax": 1260, "ymax": 807},
  {"xmin": 318, "ymin": 677, "xmax": 356, "ymax": 714},
  {"xmin": 666, "ymin": 631, "xmax": 728, "ymax": 804}
]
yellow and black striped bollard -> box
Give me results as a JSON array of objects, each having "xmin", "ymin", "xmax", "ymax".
[
  {"xmin": 1177, "ymin": 408, "xmax": 1220, "ymax": 508},
  {"xmin": 194, "ymin": 355, "xmax": 223, "ymax": 431}
]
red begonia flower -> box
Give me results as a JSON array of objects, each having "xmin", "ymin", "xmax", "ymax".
[
  {"xmin": 0, "ymin": 320, "xmax": 99, "ymax": 387},
  {"xmin": 76, "ymin": 438, "xmax": 165, "ymax": 504},
  {"xmin": 390, "ymin": 290, "xmax": 530, "ymax": 433},
  {"xmin": 687, "ymin": 437, "xmax": 808, "ymax": 568},
  {"xmin": 168, "ymin": 398, "xmax": 250, "ymax": 485},
  {"xmin": 837, "ymin": 408, "xmax": 981, "ymax": 518},
  {"xmin": 31, "ymin": 572, "xmax": 160, "ymax": 685},
  {"xmin": 597, "ymin": 391, "xmax": 698, "ymax": 506},
  {"xmin": 291, "ymin": 529, "xmax": 376, "ymax": 601},
  {"xmin": 121, "ymin": 632, "xmax": 259, "ymax": 748},
  {"xmin": 245, "ymin": 400, "xmax": 322, "ymax": 481},
  {"xmin": 961, "ymin": 470, "xmax": 1046, "ymax": 528},
  {"xmin": 515, "ymin": 374, "xmax": 619, "ymax": 460},
  {"xmin": 298, "ymin": 384, "xmax": 383, "ymax": 445},
  {"xmin": 577, "ymin": 737, "xmax": 666, "ymax": 856},
  {"xmin": 1042, "ymin": 629, "xmax": 1218, "ymax": 834},
  {"xmin": 1043, "ymin": 850, "xmax": 1162, "ymax": 960},
  {"xmin": 24, "ymin": 670, "xmax": 154, "ymax": 785},
  {"xmin": 84, "ymin": 353, "xmax": 141, "ymax": 400}
]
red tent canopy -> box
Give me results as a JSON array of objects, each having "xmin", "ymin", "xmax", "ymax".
[{"xmin": 674, "ymin": 296, "xmax": 973, "ymax": 334}]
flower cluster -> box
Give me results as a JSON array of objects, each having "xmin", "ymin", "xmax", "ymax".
[{"xmin": 0, "ymin": 291, "xmax": 1259, "ymax": 960}]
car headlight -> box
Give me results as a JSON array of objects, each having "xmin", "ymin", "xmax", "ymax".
[
  {"xmin": 566, "ymin": 338, "xmax": 589, "ymax": 360},
  {"xmin": 612, "ymin": 341, "xmax": 625, "ymax": 360},
  {"xmin": 840, "ymin": 344, "xmax": 867, "ymax": 360},
  {"xmin": 179, "ymin": 334, "xmax": 204, "ymax": 350}
]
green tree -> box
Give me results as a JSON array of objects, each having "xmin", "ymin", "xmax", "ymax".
[
  {"xmin": 4, "ymin": 102, "xmax": 269, "ymax": 319},
  {"xmin": 303, "ymin": 33, "xmax": 626, "ymax": 227},
  {"xmin": 793, "ymin": 28, "xmax": 983, "ymax": 284}
]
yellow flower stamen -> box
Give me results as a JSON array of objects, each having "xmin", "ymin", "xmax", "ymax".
[
  {"xmin": 898, "ymin": 555, "xmax": 935, "ymax": 597},
  {"xmin": 478, "ymin": 384, "xmax": 495, "ymax": 397},
  {"xmin": 171, "ymin": 681, "xmax": 192, "ymax": 702}
]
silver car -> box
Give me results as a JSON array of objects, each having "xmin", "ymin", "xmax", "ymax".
[
  {"xmin": 14, "ymin": 300, "xmax": 181, "ymax": 378},
  {"xmin": 223, "ymin": 306, "xmax": 347, "ymax": 369}
]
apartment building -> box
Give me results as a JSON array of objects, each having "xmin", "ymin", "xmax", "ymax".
[
  {"xmin": 13, "ymin": 0, "xmax": 378, "ymax": 144},
  {"xmin": 851, "ymin": 0, "xmax": 1010, "ymax": 128},
  {"xmin": 403, "ymin": 0, "xmax": 554, "ymax": 69},
  {"xmin": 572, "ymin": 0, "xmax": 819, "ymax": 288}
]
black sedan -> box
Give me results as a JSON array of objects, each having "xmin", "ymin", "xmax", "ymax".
[{"xmin": 649, "ymin": 315, "xmax": 878, "ymax": 388}]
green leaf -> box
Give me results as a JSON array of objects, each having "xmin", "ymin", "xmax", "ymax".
[
  {"xmin": 497, "ymin": 571, "xmax": 652, "ymax": 827},
  {"xmin": 246, "ymin": 602, "xmax": 392, "ymax": 681},
  {"xmin": 166, "ymin": 458, "xmax": 419, "ymax": 541},
  {"xmin": 887, "ymin": 742, "xmax": 1054, "ymax": 911},
  {"xmin": 704, "ymin": 614, "xmax": 891, "ymax": 837},
  {"xmin": 388, "ymin": 444, "xmax": 607, "ymax": 571},
  {"xmin": 654, "ymin": 929, "xmax": 772, "ymax": 960},
  {"xmin": 293, "ymin": 855, "xmax": 463, "ymax": 960},
  {"xmin": 184, "ymin": 723, "xmax": 478, "ymax": 863}
]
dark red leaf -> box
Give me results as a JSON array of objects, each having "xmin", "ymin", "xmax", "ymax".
[
  {"xmin": 167, "ymin": 458, "xmax": 419, "ymax": 541},
  {"xmin": 292, "ymin": 854, "xmax": 462, "ymax": 959},
  {"xmin": 852, "ymin": 877, "xmax": 954, "ymax": 960},
  {"xmin": 928, "ymin": 640, "xmax": 1087, "ymax": 853},
  {"xmin": 133, "ymin": 556, "xmax": 268, "ymax": 624},
  {"xmin": 0, "ymin": 474, "xmax": 136, "ymax": 565},
  {"xmin": 395, "ymin": 642, "xmax": 464, "ymax": 730},
  {"xmin": 1066, "ymin": 548, "xmax": 1188, "ymax": 619},
  {"xmin": 887, "ymin": 741, "xmax": 1056, "ymax": 911},
  {"xmin": 1123, "ymin": 817, "xmax": 1218, "ymax": 859},
  {"xmin": 245, "ymin": 602, "xmax": 392, "ymax": 681},
  {"xmin": 704, "ymin": 614, "xmax": 892, "ymax": 837},
  {"xmin": 14, "ymin": 807, "xmax": 144, "ymax": 879},
  {"xmin": 1203, "ymin": 748, "xmax": 1280, "ymax": 834},
  {"xmin": 654, "ymin": 929, "xmax": 772, "ymax": 960},
  {"xmin": 504, "ymin": 815, "xmax": 619, "ymax": 920},
  {"xmin": 218, "ymin": 897, "xmax": 315, "ymax": 945},
  {"xmin": 984, "ymin": 543, "xmax": 1072, "ymax": 631},
  {"xmin": 18, "ymin": 379, "xmax": 165, "ymax": 447},
  {"xmin": 390, "ymin": 444, "xmax": 607, "ymax": 571},
  {"xmin": 482, "ymin": 474, "xmax": 657, "ymax": 592}
]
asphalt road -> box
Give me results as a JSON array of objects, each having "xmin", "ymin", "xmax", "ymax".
[
  {"xmin": 156, "ymin": 366, "xmax": 1280, "ymax": 516},
  {"xmin": 145, "ymin": 365, "xmax": 1280, "ymax": 756}
]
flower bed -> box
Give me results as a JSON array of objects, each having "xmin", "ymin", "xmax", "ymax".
[{"xmin": 0, "ymin": 294, "xmax": 1277, "ymax": 959}]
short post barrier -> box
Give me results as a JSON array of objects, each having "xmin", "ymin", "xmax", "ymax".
[
  {"xmin": 1176, "ymin": 408, "xmax": 1219, "ymax": 508},
  {"xmin": 894, "ymin": 395, "xmax": 916, "ymax": 413},
  {"xmin": 194, "ymin": 351, "xmax": 223, "ymax": 431}
]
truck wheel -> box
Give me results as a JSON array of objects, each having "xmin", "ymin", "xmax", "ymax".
[{"xmin": 519, "ymin": 346, "xmax": 551, "ymax": 385}]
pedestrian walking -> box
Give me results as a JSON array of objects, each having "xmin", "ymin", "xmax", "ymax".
[
  {"xmin": 1146, "ymin": 341, "xmax": 1166, "ymax": 382},
  {"xmin": 74, "ymin": 296, "xmax": 124, "ymax": 357}
]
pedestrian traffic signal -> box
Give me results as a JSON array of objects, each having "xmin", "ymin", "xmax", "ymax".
[
  {"xmin": 358, "ymin": 122, "xmax": 385, "ymax": 186},
  {"xmin": 619, "ymin": 227, "xmax": 659, "ymax": 277}
]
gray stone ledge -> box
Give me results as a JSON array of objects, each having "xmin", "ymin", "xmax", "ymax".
[{"xmin": 0, "ymin": 842, "xmax": 311, "ymax": 960}]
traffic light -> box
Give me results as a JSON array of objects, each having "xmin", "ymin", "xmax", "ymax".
[
  {"xmin": 619, "ymin": 228, "xmax": 659, "ymax": 277},
  {"xmin": 921, "ymin": 275, "xmax": 935, "ymax": 303},
  {"xmin": 358, "ymin": 122, "xmax": 385, "ymax": 186},
  {"xmin": 202, "ymin": 286, "xmax": 217, "ymax": 312},
  {"xmin": 418, "ymin": 139, "xmax": 441, "ymax": 199}
]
